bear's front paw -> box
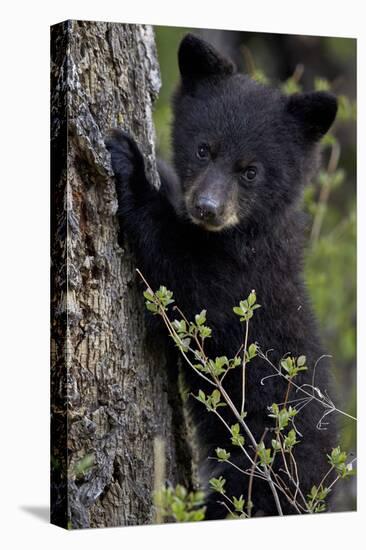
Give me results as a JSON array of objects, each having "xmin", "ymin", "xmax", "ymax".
[{"xmin": 105, "ymin": 129, "xmax": 144, "ymax": 181}]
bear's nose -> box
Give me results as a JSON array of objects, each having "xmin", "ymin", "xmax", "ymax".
[{"xmin": 195, "ymin": 196, "xmax": 221, "ymax": 221}]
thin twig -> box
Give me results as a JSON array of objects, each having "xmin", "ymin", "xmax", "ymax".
[
  {"xmin": 217, "ymin": 383, "xmax": 283, "ymax": 516},
  {"xmin": 247, "ymin": 428, "xmax": 268, "ymax": 517},
  {"xmin": 216, "ymin": 500, "xmax": 237, "ymax": 519},
  {"xmin": 241, "ymin": 319, "xmax": 250, "ymax": 416},
  {"xmin": 258, "ymin": 349, "xmax": 356, "ymax": 422}
]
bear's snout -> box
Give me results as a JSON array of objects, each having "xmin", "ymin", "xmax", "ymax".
[{"xmin": 194, "ymin": 195, "xmax": 223, "ymax": 223}]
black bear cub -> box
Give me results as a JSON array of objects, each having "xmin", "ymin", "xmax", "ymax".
[{"xmin": 106, "ymin": 34, "xmax": 338, "ymax": 519}]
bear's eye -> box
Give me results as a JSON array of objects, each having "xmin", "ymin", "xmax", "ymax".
[
  {"xmin": 240, "ymin": 166, "xmax": 257, "ymax": 182},
  {"xmin": 196, "ymin": 143, "xmax": 210, "ymax": 161}
]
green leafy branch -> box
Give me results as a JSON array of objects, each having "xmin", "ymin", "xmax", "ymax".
[
  {"xmin": 138, "ymin": 270, "xmax": 356, "ymax": 519},
  {"xmin": 154, "ymin": 484, "xmax": 206, "ymax": 522}
]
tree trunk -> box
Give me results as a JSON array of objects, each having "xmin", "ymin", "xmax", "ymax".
[{"xmin": 51, "ymin": 20, "xmax": 191, "ymax": 530}]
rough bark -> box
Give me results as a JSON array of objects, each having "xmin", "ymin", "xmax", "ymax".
[{"xmin": 51, "ymin": 20, "xmax": 191, "ymax": 530}]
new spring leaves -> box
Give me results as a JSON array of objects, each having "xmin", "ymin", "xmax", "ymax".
[{"xmin": 142, "ymin": 278, "xmax": 355, "ymax": 519}]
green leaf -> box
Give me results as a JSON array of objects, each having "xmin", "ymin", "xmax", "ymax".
[
  {"xmin": 232, "ymin": 433, "xmax": 245, "ymax": 447},
  {"xmin": 209, "ymin": 476, "xmax": 226, "ymax": 494},
  {"xmin": 195, "ymin": 310, "xmax": 206, "ymax": 326},
  {"xmin": 143, "ymin": 290, "xmax": 155, "ymax": 302},
  {"xmin": 199, "ymin": 325, "xmax": 212, "ymax": 339},
  {"xmin": 307, "ymin": 484, "xmax": 331, "ymax": 513},
  {"xmin": 173, "ymin": 319, "xmax": 186, "ymax": 333},
  {"xmin": 248, "ymin": 291, "xmax": 256, "ymax": 306},
  {"xmin": 232, "ymin": 495, "xmax": 245, "ymax": 512},
  {"xmin": 278, "ymin": 408, "xmax": 290, "ymax": 430},
  {"xmin": 156, "ymin": 286, "xmax": 174, "ymax": 308},
  {"xmin": 281, "ymin": 356, "xmax": 307, "ymax": 378},
  {"xmin": 216, "ymin": 447, "xmax": 231, "ymax": 461},
  {"xmin": 215, "ymin": 356, "xmax": 229, "ymax": 369},
  {"xmin": 198, "ymin": 390, "xmax": 206, "ymax": 403},
  {"xmin": 230, "ymin": 424, "xmax": 244, "ymax": 446},
  {"xmin": 175, "ymin": 484, "xmax": 187, "ymax": 500},
  {"xmin": 248, "ymin": 343, "xmax": 257, "ymax": 359},
  {"xmin": 179, "ymin": 337, "xmax": 191, "ymax": 352},
  {"xmin": 251, "ymin": 69, "xmax": 269, "ymax": 85},
  {"xmin": 230, "ymin": 357, "xmax": 242, "ymax": 368},
  {"xmin": 211, "ymin": 389, "xmax": 221, "ymax": 407},
  {"xmin": 231, "ymin": 423, "xmax": 240, "ymax": 435},
  {"xmin": 282, "ymin": 77, "xmax": 302, "ymax": 95},
  {"xmin": 209, "ymin": 356, "xmax": 229, "ymax": 376},
  {"xmin": 257, "ymin": 442, "xmax": 272, "ymax": 466},
  {"xmin": 314, "ymin": 77, "xmax": 331, "ymax": 92},
  {"xmin": 327, "ymin": 446, "xmax": 354, "ymax": 478},
  {"xmin": 329, "ymin": 446, "xmax": 347, "ymax": 465},
  {"xmin": 272, "ymin": 439, "xmax": 282, "ymax": 451},
  {"xmin": 284, "ymin": 429, "xmax": 298, "ymax": 450},
  {"xmin": 321, "ymin": 132, "xmax": 337, "ymax": 147},
  {"xmin": 154, "ymin": 484, "xmax": 206, "ymax": 522},
  {"xmin": 269, "ymin": 403, "xmax": 279, "ymax": 416},
  {"xmin": 146, "ymin": 302, "xmax": 158, "ymax": 314},
  {"xmin": 193, "ymin": 363, "xmax": 205, "ymax": 372},
  {"xmin": 191, "ymin": 509, "xmax": 206, "ymax": 521}
]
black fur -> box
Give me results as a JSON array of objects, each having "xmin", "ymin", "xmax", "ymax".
[{"xmin": 106, "ymin": 34, "xmax": 338, "ymax": 520}]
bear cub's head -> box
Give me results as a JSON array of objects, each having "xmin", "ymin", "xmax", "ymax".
[{"xmin": 171, "ymin": 34, "xmax": 337, "ymax": 232}]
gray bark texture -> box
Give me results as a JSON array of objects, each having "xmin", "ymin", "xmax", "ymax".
[{"xmin": 51, "ymin": 20, "xmax": 191, "ymax": 530}]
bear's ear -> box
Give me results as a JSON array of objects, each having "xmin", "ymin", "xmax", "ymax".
[
  {"xmin": 286, "ymin": 91, "xmax": 338, "ymax": 141},
  {"xmin": 178, "ymin": 34, "xmax": 235, "ymax": 88}
]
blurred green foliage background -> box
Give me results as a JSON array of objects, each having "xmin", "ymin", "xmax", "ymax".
[{"xmin": 153, "ymin": 26, "xmax": 356, "ymax": 509}]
